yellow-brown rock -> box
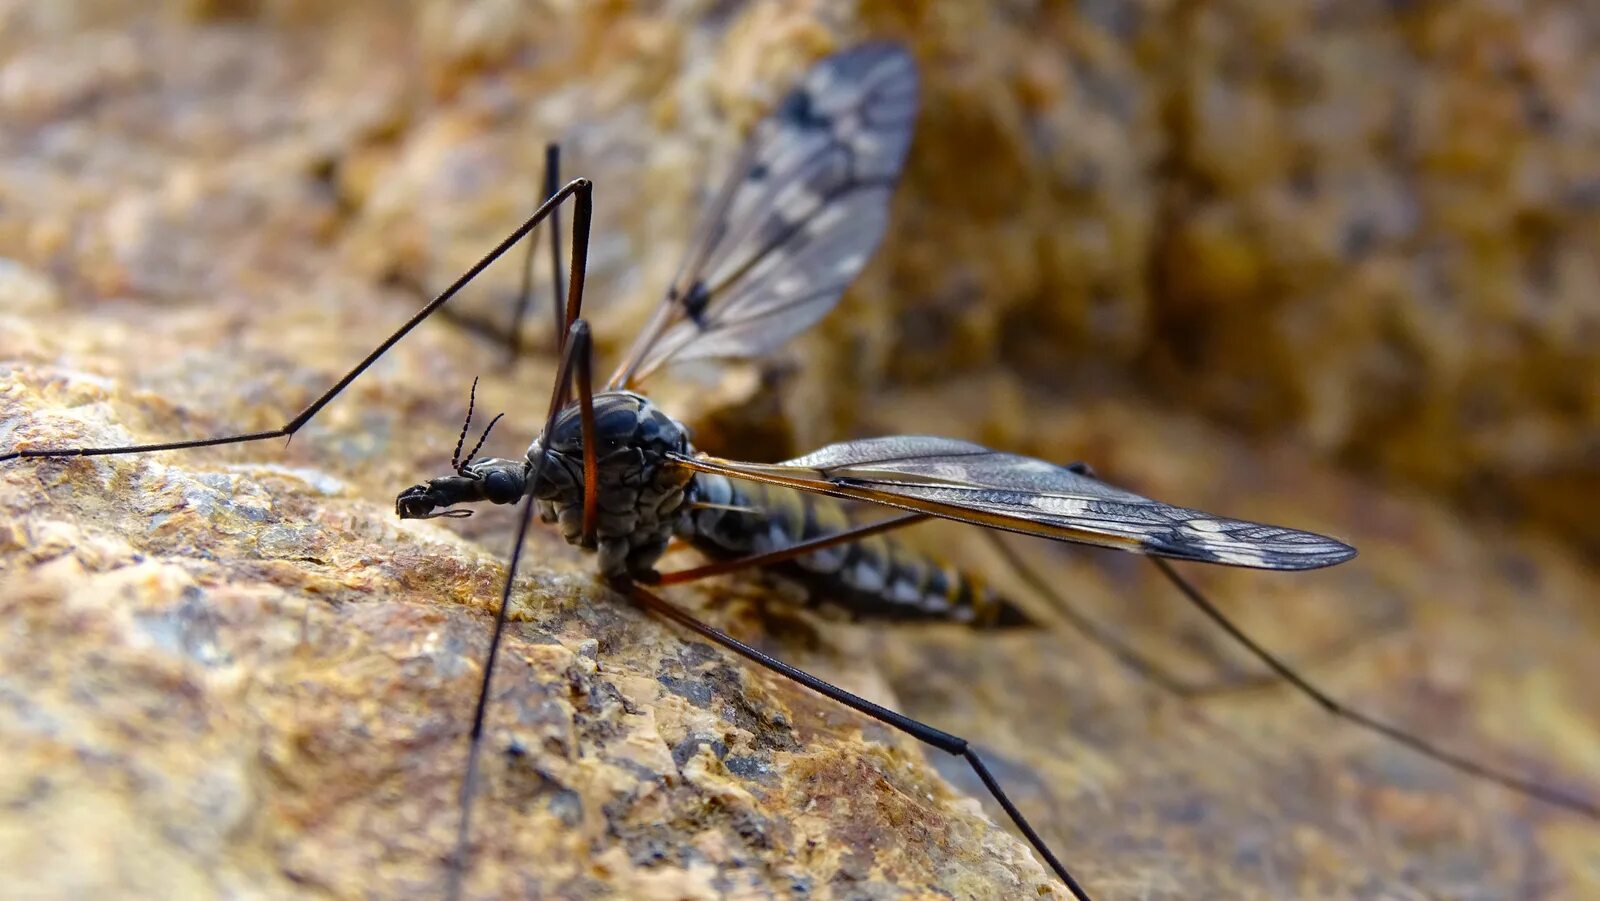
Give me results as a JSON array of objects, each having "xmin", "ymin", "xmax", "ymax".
[{"xmin": 3, "ymin": 2, "xmax": 1599, "ymax": 900}]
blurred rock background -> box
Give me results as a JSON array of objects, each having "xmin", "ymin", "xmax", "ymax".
[{"xmin": 3, "ymin": 1, "xmax": 1599, "ymax": 898}]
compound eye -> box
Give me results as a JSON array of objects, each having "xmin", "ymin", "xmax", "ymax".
[{"xmin": 483, "ymin": 470, "xmax": 522, "ymax": 504}]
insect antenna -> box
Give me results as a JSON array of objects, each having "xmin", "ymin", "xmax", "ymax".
[
  {"xmin": 0, "ymin": 180, "xmax": 593, "ymax": 465},
  {"xmin": 460, "ymin": 414, "xmax": 505, "ymax": 472},
  {"xmin": 443, "ymin": 387, "xmax": 506, "ymax": 472},
  {"xmin": 449, "ymin": 377, "xmax": 481, "ymax": 471},
  {"xmin": 1151, "ymin": 558, "xmax": 1600, "ymax": 819}
]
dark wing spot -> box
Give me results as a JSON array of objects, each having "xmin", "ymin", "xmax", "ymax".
[
  {"xmin": 777, "ymin": 88, "xmax": 830, "ymax": 130},
  {"xmin": 681, "ymin": 280, "xmax": 711, "ymax": 329}
]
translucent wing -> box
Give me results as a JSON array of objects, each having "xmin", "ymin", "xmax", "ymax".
[
  {"xmin": 669, "ymin": 436, "xmax": 1357, "ymax": 571},
  {"xmin": 610, "ymin": 42, "xmax": 918, "ymax": 387}
]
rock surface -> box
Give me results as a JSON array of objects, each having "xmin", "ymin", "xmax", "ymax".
[{"xmin": 2, "ymin": 2, "xmax": 1599, "ymax": 900}]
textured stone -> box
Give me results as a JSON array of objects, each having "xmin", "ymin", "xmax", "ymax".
[{"xmin": 3, "ymin": 2, "xmax": 1600, "ymax": 900}]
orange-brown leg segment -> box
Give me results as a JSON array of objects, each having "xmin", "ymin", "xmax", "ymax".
[
  {"xmin": 651, "ymin": 512, "xmax": 929, "ymax": 586},
  {"xmin": 575, "ymin": 321, "xmax": 599, "ymax": 549}
]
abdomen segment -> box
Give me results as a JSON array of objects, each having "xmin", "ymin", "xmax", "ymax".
[{"xmin": 678, "ymin": 474, "xmax": 1030, "ymax": 627}]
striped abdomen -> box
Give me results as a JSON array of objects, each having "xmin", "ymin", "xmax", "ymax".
[{"xmin": 677, "ymin": 473, "xmax": 1029, "ymax": 627}]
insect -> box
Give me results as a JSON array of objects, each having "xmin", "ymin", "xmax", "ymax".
[{"xmin": 6, "ymin": 41, "xmax": 1596, "ymax": 900}]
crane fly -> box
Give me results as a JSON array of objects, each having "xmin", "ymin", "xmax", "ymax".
[{"xmin": 6, "ymin": 41, "xmax": 1597, "ymax": 900}]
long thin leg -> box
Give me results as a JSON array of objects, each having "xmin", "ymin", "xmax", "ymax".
[
  {"xmin": 2, "ymin": 179, "xmax": 596, "ymax": 464},
  {"xmin": 623, "ymin": 580, "xmax": 1093, "ymax": 901},
  {"xmin": 505, "ymin": 143, "xmax": 566, "ymax": 363},
  {"xmin": 1152, "ymin": 558, "xmax": 1600, "ymax": 819},
  {"xmin": 545, "ymin": 146, "xmax": 568, "ymax": 342},
  {"xmin": 1042, "ymin": 460, "xmax": 1390, "ymax": 694},
  {"xmin": 446, "ymin": 491, "xmax": 540, "ymax": 901},
  {"xmin": 653, "ymin": 508, "xmax": 1357, "ymax": 698},
  {"xmin": 987, "ymin": 529, "xmax": 1334, "ymax": 696},
  {"xmin": 651, "ymin": 512, "xmax": 1253, "ymax": 689},
  {"xmin": 453, "ymin": 158, "xmax": 593, "ymax": 882},
  {"xmin": 554, "ymin": 174, "xmax": 592, "ymax": 406},
  {"xmin": 981, "ymin": 530, "xmax": 1258, "ymax": 696},
  {"xmin": 559, "ymin": 181, "xmax": 591, "ymax": 344},
  {"xmin": 650, "ymin": 503, "xmax": 1254, "ymax": 693},
  {"xmin": 1060, "ymin": 463, "xmax": 1599, "ymax": 814},
  {"xmin": 575, "ymin": 319, "xmax": 599, "ymax": 549},
  {"xmin": 447, "ymin": 317, "xmax": 595, "ymax": 901},
  {"xmin": 653, "ymin": 512, "xmax": 928, "ymax": 585}
]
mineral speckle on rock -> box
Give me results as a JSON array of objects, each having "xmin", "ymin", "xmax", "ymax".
[{"xmin": 3, "ymin": 3, "xmax": 1600, "ymax": 900}]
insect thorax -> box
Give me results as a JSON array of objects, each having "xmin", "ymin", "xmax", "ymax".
[{"xmin": 528, "ymin": 391, "xmax": 694, "ymax": 581}]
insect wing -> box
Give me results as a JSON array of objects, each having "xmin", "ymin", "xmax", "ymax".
[
  {"xmin": 670, "ymin": 436, "xmax": 1357, "ymax": 570},
  {"xmin": 614, "ymin": 42, "xmax": 919, "ymax": 385}
]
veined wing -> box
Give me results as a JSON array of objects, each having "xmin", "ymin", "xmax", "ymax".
[
  {"xmin": 609, "ymin": 42, "xmax": 918, "ymax": 388},
  {"xmin": 669, "ymin": 436, "xmax": 1357, "ymax": 571}
]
